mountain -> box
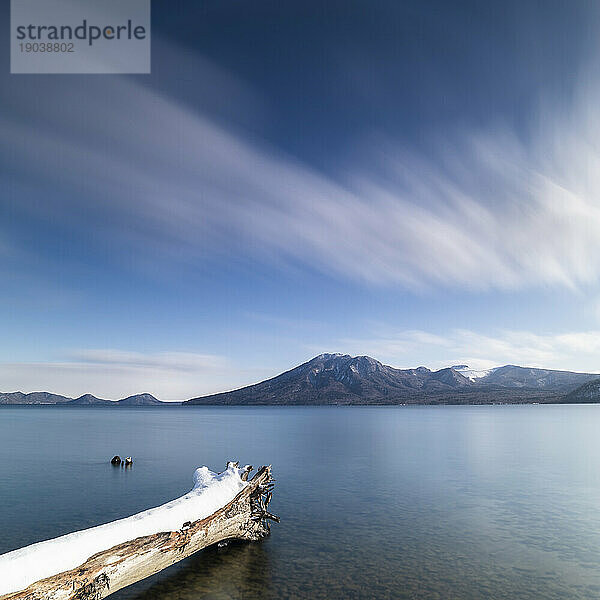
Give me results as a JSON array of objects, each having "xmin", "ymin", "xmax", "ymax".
[
  {"xmin": 473, "ymin": 365, "xmax": 595, "ymax": 390},
  {"xmin": 68, "ymin": 393, "xmax": 165, "ymax": 406},
  {"xmin": 185, "ymin": 354, "xmax": 599, "ymax": 406},
  {"xmin": 67, "ymin": 394, "xmax": 113, "ymax": 406},
  {"xmin": 564, "ymin": 379, "xmax": 600, "ymax": 403},
  {"xmin": 429, "ymin": 367, "xmax": 472, "ymax": 387},
  {"xmin": 117, "ymin": 393, "xmax": 163, "ymax": 406},
  {"xmin": 3, "ymin": 357, "xmax": 598, "ymax": 406},
  {"xmin": 0, "ymin": 391, "xmax": 71, "ymax": 405},
  {"xmin": 186, "ymin": 353, "xmax": 475, "ymax": 406},
  {"xmin": 0, "ymin": 392, "xmax": 166, "ymax": 405}
]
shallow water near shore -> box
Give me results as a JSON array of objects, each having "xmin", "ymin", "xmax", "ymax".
[{"xmin": 2, "ymin": 404, "xmax": 600, "ymax": 599}]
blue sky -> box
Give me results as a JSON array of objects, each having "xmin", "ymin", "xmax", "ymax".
[{"xmin": 3, "ymin": 0, "xmax": 600, "ymax": 400}]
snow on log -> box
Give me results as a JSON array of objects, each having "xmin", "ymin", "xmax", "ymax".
[{"xmin": 0, "ymin": 462, "xmax": 278, "ymax": 600}]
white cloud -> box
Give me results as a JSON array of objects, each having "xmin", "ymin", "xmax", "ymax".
[
  {"xmin": 336, "ymin": 328, "xmax": 600, "ymax": 373},
  {"xmin": 0, "ymin": 350, "xmax": 270, "ymax": 402},
  {"xmin": 3, "ymin": 49, "xmax": 600, "ymax": 293},
  {"xmin": 71, "ymin": 349, "xmax": 228, "ymax": 372},
  {"xmin": 3, "ymin": 330, "xmax": 600, "ymax": 402}
]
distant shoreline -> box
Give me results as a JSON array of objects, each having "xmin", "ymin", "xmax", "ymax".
[
  {"xmin": 4, "ymin": 354, "xmax": 599, "ymax": 407},
  {"xmin": 3, "ymin": 400, "xmax": 600, "ymax": 407}
]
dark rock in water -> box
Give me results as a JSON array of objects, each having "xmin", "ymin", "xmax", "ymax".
[{"xmin": 111, "ymin": 455, "xmax": 122, "ymax": 465}]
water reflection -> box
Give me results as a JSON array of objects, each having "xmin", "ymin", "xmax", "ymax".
[{"xmin": 115, "ymin": 541, "xmax": 273, "ymax": 600}]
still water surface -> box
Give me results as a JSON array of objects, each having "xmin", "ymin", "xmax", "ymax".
[{"xmin": 1, "ymin": 405, "xmax": 600, "ymax": 599}]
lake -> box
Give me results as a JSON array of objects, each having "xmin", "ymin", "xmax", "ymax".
[{"xmin": 1, "ymin": 405, "xmax": 600, "ymax": 599}]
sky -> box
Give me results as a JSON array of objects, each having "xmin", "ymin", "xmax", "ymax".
[{"xmin": 3, "ymin": 0, "xmax": 600, "ymax": 400}]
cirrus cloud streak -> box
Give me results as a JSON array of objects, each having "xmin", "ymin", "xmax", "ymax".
[{"xmin": 3, "ymin": 50, "xmax": 600, "ymax": 292}]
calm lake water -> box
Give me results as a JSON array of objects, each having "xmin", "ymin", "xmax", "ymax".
[{"xmin": 2, "ymin": 405, "xmax": 600, "ymax": 599}]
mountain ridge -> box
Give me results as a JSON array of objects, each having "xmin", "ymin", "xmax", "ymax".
[
  {"xmin": 0, "ymin": 392, "xmax": 165, "ymax": 406},
  {"xmin": 2, "ymin": 355, "xmax": 598, "ymax": 405},
  {"xmin": 185, "ymin": 354, "xmax": 599, "ymax": 406}
]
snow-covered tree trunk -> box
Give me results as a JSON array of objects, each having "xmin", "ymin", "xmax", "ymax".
[{"xmin": 0, "ymin": 463, "xmax": 277, "ymax": 600}]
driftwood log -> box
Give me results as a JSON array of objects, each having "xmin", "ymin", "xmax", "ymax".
[{"xmin": 0, "ymin": 463, "xmax": 278, "ymax": 600}]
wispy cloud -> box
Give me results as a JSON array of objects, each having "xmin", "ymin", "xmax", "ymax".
[
  {"xmin": 3, "ymin": 329, "xmax": 600, "ymax": 401},
  {"xmin": 335, "ymin": 328, "xmax": 600, "ymax": 373},
  {"xmin": 5, "ymin": 16, "xmax": 600, "ymax": 401},
  {"xmin": 3, "ymin": 46, "xmax": 600, "ymax": 293},
  {"xmin": 0, "ymin": 349, "xmax": 270, "ymax": 401},
  {"xmin": 72, "ymin": 349, "xmax": 228, "ymax": 372}
]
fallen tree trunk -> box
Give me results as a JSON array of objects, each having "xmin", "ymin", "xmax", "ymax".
[{"xmin": 0, "ymin": 462, "xmax": 278, "ymax": 600}]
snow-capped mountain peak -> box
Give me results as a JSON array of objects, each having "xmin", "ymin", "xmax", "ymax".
[{"xmin": 452, "ymin": 365, "xmax": 497, "ymax": 381}]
